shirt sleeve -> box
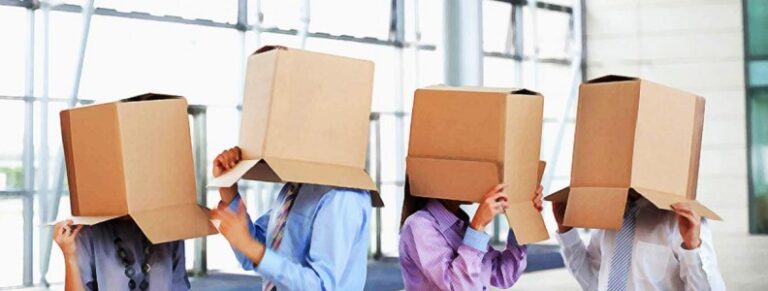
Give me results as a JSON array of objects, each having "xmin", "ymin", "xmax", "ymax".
[
  {"xmin": 254, "ymin": 189, "xmax": 370, "ymax": 291},
  {"xmin": 74, "ymin": 226, "xmax": 97, "ymax": 291},
  {"xmin": 225, "ymin": 194, "xmax": 271, "ymax": 270},
  {"xmin": 399, "ymin": 221, "xmax": 489, "ymax": 291},
  {"xmin": 672, "ymin": 219, "xmax": 726, "ymax": 291},
  {"xmin": 485, "ymin": 230, "xmax": 528, "ymax": 289},
  {"xmin": 171, "ymin": 241, "xmax": 191, "ymax": 291},
  {"xmin": 556, "ymin": 229, "xmax": 601, "ymax": 291}
]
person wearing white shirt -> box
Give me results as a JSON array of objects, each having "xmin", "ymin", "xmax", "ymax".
[{"xmin": 551, "ymin": 191, "xmax": 726, "ymax": 291}]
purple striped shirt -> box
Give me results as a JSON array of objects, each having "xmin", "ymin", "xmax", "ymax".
[{"xmin": 399, "ymin": 200, "xmax": 527, "ymax": 291}]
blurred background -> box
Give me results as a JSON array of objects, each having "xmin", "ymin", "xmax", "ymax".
[{"xmin": 0, "ymin": 0, "xmax": 766, "ymax": 290}]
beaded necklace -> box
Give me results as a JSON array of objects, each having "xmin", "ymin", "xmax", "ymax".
[{"xmin": 112, "ymin": 226, "xmax": 153, "ymax": 290}]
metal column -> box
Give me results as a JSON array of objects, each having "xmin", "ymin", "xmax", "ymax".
[
  {"xmin": 37, "ymin": 3, "xmax": 53, "ymax": 286},
  {"xmin": 21, "ymin": 5, "xmax": 36, "ymax": 287},
  {"xmin": 189, "ymin": 105, "xmax": 208, "ymax": 276},
  {"xmin": 443, "ymin": 0, "xmax": 483, "ymax": 86},
  {"xmin": 298, "ymin": 0, "xmax": 310, "ymax": 48}
]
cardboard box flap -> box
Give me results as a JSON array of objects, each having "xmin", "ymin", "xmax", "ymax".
[
  {"xmin": 131, "ymin": 203, "xmax": 217, "ymax": 244},
  {"xmin": 253, "ymin": 45, "xmax": 288, "ymax": 55},
  {"xmin": 61, "ymin": 103, "xmax": 128, "ymax": 216},
  {"xmin": 504, "ymin": 160, "xmax": 549, "ymax": 244},
  {"xmin": 47, "ymin": 215, "xmax": 123, "ymax": 226},
  {"xmin": 209, "ymin": 160, "xmax": 261, "ymax": 187},
  {"xmin": 506, "ymin": 201, "xmax": 549, "ymax": 244},
  {"xmin": 633, "ymin": 187, "xmax": 721, "ymax": 220},
  {"xmin": 586, "ymin": 75, "xmax": 638, "ymax": 84},
  {"xmin": 406, "ymin": 156, "xmax": 499, "ymax": 202},
  {"xmin": 119, "ymin": 93, "xmax": 183, "ymax": 103},
  {"xmin": 544, "ymin": 187, "xmax": 570, "ymax": 203},
  {"xmin": 510, "ymin": 88, "xmax": 541, "ymax": 96},
  {"xmin": 563, "ymin": 187, "xmax": 628, "ymax": 230},
  {"xmin": 264, "ymin": 157, "xmax": 382, "ymax": 206},
  {"xmin": 118, "ymin": 97, "xmax": 198, "ymax": 212}
]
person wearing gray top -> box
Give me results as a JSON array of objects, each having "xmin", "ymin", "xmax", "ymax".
[{"xmin": 53, "ymin": 218, "xmax": 189, "ymax": 291}]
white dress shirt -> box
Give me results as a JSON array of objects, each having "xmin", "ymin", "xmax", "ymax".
[{"xmin": 556, "ymin": 199, "xmax": 726, "ymax": 291}]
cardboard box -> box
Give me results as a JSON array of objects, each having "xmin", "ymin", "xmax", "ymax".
[
  {"xmin": 60, "ymin": 94, "xmax": 216, "ymax": 243},
  {"xmin": 545, "ymin": 75, "xmax": 721, "ymax": 230},
  {"xmin": 208, "ymin": 46, "xmax": 381, "ymax": 206},
  {"xmin": 406, "ymin": 86, "xmax": 549, "ymax": 244}
]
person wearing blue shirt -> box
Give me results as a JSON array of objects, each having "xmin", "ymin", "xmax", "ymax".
[{"xmin": 211, "ymin": 146, "xmax": 372, "ymax": 291}]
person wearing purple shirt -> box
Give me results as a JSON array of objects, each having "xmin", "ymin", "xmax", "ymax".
[
  {"xmin": 53, "ymin": 218, "xmax": 189, "ymax": 291},
  {"xmin": 399, "ymin": 182, "xmax": 543, "ymax": 291}
]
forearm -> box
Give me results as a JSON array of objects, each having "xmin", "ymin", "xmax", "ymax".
[
  {"xmin": 64, "ymin": 256, "xmax": 85, "ymax": 291},
  {"xmin": 675, "ymin": 220, "xmax": 725, "ymax": 291},
  {"xmin": 556, "ymin": 229, "xmax": 598, "ymax": 291},
  {"xmin": 219, "ymin": 187, "xmax": 237, "ymax": 204},
  {"xmin": 239, "ymin": 238, "xmax": 266, "ymax": 267},
  {"xmin": 488, "ymin": 240, "xmax": 527, "ymax": 288}
]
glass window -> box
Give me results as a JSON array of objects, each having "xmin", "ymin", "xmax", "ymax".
[
  {"xmin": 76, "ymin": 15, "xmax": 242, "ymax": 106},
  {"xmin": 95, "ymin": 0, "xmax": 237, "ymax": 23},
  {"xmin": 310, "ymin": 0, "xmax": 390, "ymax": 39},
  {"xmin": 747, "ymin": 0, "xmax": 768, "ymax": 234},
  {"xmin": 0, "ymin": 101, "xmax": 25, "ymax": 191},
  {"xmin": 0, "ymin": 198, "xmax": 24, "ymax": 287},
  {"xmin": 482, "ymin": 0, "xmax": 513, "ymax": 53},
  {"xmin": 749, "ymin": 89, "xmax": 768, "ymax": 233},
  {"xmin": 405, "ymin": 0, "xmax": 443, "ymax": 47},
  {"xmin": 0, "ymin": 6, "xmax": 28, "ymax": 96},
  {"xmin": 747, "ymin": 0, "xmax": 768, "ymax": 57},
  {"xmin": 749, "ymin": 60, "xmax": 768, "ymax": 86}
]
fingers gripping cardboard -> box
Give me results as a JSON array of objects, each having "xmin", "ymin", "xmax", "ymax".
[{"xmin": 406, "ymin": 86, "xmax": 549, "ymax": 244}]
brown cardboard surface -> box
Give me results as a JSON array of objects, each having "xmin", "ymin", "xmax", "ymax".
[
  {"xmin": 406, "ymin": 157, "xmax": 499, "ymax": 202},
  {"xmin": 61, "ymin": 104, "xmax": 127, "ymax": 216},
  {"xmin": 545, "ymin": 187, "xmax": 570, "ymax": 203},
  {"xmin": 570, "ymin": 79, "xmax": 639, "ymax": 187},
  {"xmin": 564, "ymin": 187, "xmax": 628, "ymax": 230},
  {"xmin": 634, "ymin": 187, "xmax": 721, "ymax": 220},
  {"xmin": 60, "ymin": 94, "xmax": 217, "ymax": 243},
  {"xmin": 132, "ymin": 204, "xmax": 217, "ymax": 244},
  {"xmin": 407, "ymin": 86, "xmax": 548, "ymax": 243},
  {"xmin": 119, "ymin": 98, "xmax": 198, "ymax": 212},
  {"xmin": 631, "ymin": 81, "xmax": 700, "ymax": 199},
  {"xmin": 506, "ymin": 160, "xmax": 549, "ymax": 244},
  {"xmin": 210, "ymin": 46, "xmax": 380, "ymax": 205},
  {"xmin": 553, "ymin": 75, "xmax": 719, "ymax": 229}
]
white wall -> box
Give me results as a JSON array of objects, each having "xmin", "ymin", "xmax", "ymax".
[{"xmin": 586, "ymin": 0, "xmax": 747, "ymax": 235}]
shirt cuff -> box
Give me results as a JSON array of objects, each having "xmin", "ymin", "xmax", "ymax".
[
  {"xmin": 555, "ymin": 228, "xmax": 582, "ymax": 248},
  {"xmin": 507, "ymin": 229, "xmax": 520, "ymax": 246},
  {"xmin": 677, "ymin": 243, "xmax": 704, "ymax": 266},
  {"xmin": 463, "ymin": 227, "xmax": 490, "ymax": 252},
  {"xmin": 224, "ymin": 193, "xmax": 242, "ymax": 211},
  {"xmin": 255, "ymin": 248, "xmax": 281, "ymax": 280}
]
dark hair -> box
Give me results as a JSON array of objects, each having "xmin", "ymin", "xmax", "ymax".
[{"xmin": 400, "ymin": 176, "xmax": 430, "ymax": 229}]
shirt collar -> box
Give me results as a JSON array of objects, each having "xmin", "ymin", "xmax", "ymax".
[{"xmin": 425, "ymin": 200, "xmax": 467, "ymax": 232}]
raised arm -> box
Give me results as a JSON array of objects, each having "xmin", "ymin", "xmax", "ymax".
[
  {"xmin": 670, "ymin": 203, "xmax": 726, "ymax": 291},
  {"xmin": 553, "ymin": 201, "xmax": 601, "ymax": 291},
  {"xmin": 53, "ymin": 220, "xmax": 88, "ymax": 291}
]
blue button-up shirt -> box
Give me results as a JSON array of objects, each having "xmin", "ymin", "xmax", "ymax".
[{"xmin": 227, "ymin": 183, "xmax": 372, "ymax": 290}]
